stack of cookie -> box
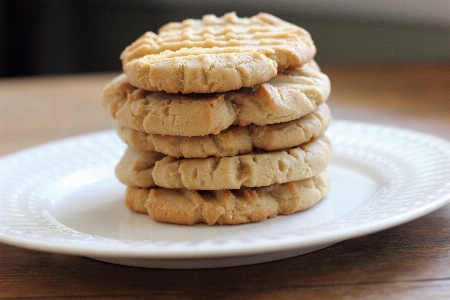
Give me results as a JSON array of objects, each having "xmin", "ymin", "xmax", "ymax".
[{"xmin": 101, "ymin": 12, "xmax": 332, "ymax": 225}]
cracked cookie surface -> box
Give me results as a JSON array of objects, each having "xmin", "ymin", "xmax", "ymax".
[
  {"xmin": 116, "ymin": 103, "xmax": 331, "ymax": 158},
  {"xmin": 121, "ymin": 12, "xmax": 316, "ymax": 93},
  {"xmin": 125, "ymin": 171, "xmax": 330, "ymax": 225},
  {"xmin": 102, "ymin": 61, "xmax": 330, "ymax": 136},
  {"xmin": 115, "ymin": 147, "xmax": 165, "ymax": 188},
  {"xmin": 152, "ymin": 136, "xmax": 331, "ymax": 190}
]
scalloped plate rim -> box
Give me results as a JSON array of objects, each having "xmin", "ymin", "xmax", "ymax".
[{"xmin": 0, "ymin": 120, "xmax": 449, "ymax": 265}]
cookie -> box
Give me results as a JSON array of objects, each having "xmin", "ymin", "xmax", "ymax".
[
  {"xmin": 100, "ymin": 74, "xmax": 136, "ymax": 118},
  {"xmin": 120, "ymin": 12, "xmax": 316, "ymax": 93},
  {"xmin": 125, "ymin": 49, "xmax": 278, "ymax": 94},
  {"xmin": 124, "ymin": 170, "xmax": 331, "ymax": 225},
  {"xmin": 116, "ymin": 123, "xmax": 157, "ymax": 153},
  {"xmin": 116, "ymin": 103, "xmax": 331, "ymax": 158},
  {"xmin": 124, "ymin": 185, "xmax": 151, "ymax": 214},
  {"xmin": 102, "ymin": 61, "xmax": 330, "ymax": 136},
  {"xmin": 153, "ymin": 136, "xmax": 331, "ymax": 190},
  {"xmin": 115, "ymin": 147, "xmax": 165, "ymax": 188}
]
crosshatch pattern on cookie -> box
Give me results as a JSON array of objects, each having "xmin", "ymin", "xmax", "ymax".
[
  {"xmin": 121, "ymin": 12, "xmax": 316, "ymax": 69},
  {"xmin": 120, "ymin": 12, "xmax": 316, "ymax": 93}
]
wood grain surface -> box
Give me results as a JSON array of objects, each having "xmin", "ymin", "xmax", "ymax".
[{"xmin": 0, "ymin": 64, "xmax": 449, "ymax": 299}]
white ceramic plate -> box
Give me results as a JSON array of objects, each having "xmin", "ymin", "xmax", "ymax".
[{"xmin": 1, "ymin": 120, "xmax": 450, "ymax": 269}]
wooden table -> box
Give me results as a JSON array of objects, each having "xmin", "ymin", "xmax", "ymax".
[{"xmin": 1, "ymin": 64, "xmax": 449, "ymax": 298}]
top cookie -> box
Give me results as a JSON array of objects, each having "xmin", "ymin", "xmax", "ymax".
[{"xmin": 120, "ymin": 12, "xmax": 316, "ymax": 94}]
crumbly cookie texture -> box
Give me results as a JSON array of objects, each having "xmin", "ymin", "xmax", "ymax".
[
  {"xmin": 116, "ymin": 103, "xmax": 331, "ymax": 158},
  {"xmin": 116, "ymin": 123, "xmax": 157, "ymax": 153},
  {"xmin": 152, "ymin": 136, "xmax": 331, "ymax": 190},
  {"xmin": 120, "ymin": 12, "xmax": 316, "ymax": 93},
  {"xmin": 124, "ymin": 170, "xmax": 331, "ymax": 225},
  {"xmin": 115, "ymin": 147, "xmax": 165, "ymax": 188},
  {"xmin": 100, "ymin": 75, "xmax": 136, "ymax": 118},
  {"xmin": 125, "ymin": 50, "xmax": 278, "ymax": 94},
  {"xmin": 101, "ymin": 61, "xmax": 330, "ymax": 136}
]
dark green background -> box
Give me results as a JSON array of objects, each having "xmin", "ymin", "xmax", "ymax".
[{"xmin": 1, "ymin": 0, "xmax": 449, "ymax": 77}]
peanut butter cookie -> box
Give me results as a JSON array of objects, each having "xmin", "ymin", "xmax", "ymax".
[{"xmin": 121, "ymin": 12, "xmax": 316, "ymax": 93}]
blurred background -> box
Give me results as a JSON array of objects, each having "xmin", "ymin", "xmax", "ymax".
[{"xmin": 1, "ymin": 0, "xmax": 449, "ymax": 77}]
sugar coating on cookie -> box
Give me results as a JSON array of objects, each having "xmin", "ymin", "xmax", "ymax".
[{"xmin": 120, "ymin": 12, "xmax": 316, "ymax": 93}]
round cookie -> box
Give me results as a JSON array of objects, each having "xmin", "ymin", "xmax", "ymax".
[
  {"xmin": 124, "ymin": 170, "xmax": 331, "ymax": 225},
  {"xmin": 153, "ymin": 136, "xmax": 331, "ymax": 190},
  {"xmin": 116, "ymin": 103, "xmax": 331, "ymax": 158},
  {"xmin": 101, "ymin": 61, "xmax": 330, "ymax": 136},
  {"xmin": 125, "ymin": 49, "xmax": 278, "ymax": 94},
  {"xmin": 115, "ymin": 136, "xmax": 331, "ymax": 190},
  {"xmin": 121, "ymin": 12, "xmax": 316, "ymax": 93}
]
